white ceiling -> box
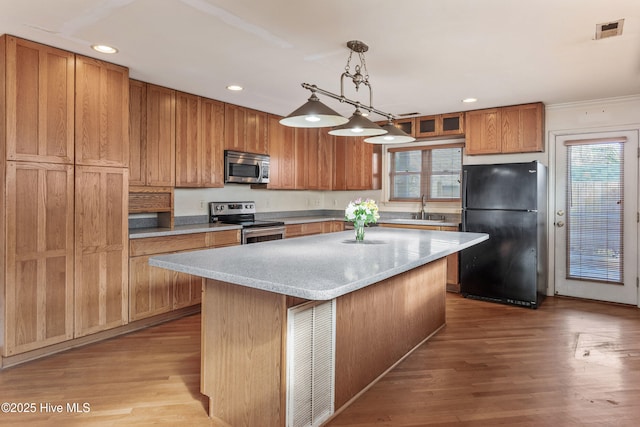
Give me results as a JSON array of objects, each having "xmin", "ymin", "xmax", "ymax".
[{"xmin": 1, "ymin": 0, "xmax": 639, "ymax": 121}]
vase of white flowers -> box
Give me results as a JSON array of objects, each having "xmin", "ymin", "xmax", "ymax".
[{"xmin": 345, "ymin": 198, "xmax": 380, "ymax": 241}]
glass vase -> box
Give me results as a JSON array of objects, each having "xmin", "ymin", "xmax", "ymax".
[{"xmin": 354, "ymin": 220, "xmax": 365, "ymax": 241}]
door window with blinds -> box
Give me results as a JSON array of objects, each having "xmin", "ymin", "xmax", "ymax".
[
  {"xmin": 565, "ymin": 138, "xmax": 625, "ymax": 284},
  {"xmin": 389, "ymin": 144, "xmax": 462, "ymax": 201}
]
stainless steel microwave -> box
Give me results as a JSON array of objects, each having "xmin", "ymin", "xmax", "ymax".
[{"xmin": 224, "ymin": 150, "xmax": 270, "ymax": 184}]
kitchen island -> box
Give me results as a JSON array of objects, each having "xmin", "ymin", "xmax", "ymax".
[{"xmin": 150, "ymin": 227, "xmax": 487, "ymax": 426}]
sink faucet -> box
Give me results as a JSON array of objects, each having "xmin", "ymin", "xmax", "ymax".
[{"xmin": 420, "ymin": 194, "xmax": 427, "ymax": 220}]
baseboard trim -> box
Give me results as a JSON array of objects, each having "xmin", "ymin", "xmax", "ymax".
[{"xmin": 1, "ymin": 305, "xmax": 201, "ymax": 369}]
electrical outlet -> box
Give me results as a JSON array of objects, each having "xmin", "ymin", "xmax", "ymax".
[
  {"xmin": 333, "ymin": 199, "xmax": 338, "ymax": 207},
  {"xmin": 314, "ymin": 199, "xmax": 321, "ymax": 207},
  {"xmin": 199, "ymin": 200, "xmax": 205, "ymax": 209}
]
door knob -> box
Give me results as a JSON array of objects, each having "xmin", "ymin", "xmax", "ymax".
[
  {"xmin": 556, "ymin": 221, "xmax": 565, "ymax": 227},
  {"xmin": 556, "ymin": 210, "xmax": 564, "ymax": 216}
]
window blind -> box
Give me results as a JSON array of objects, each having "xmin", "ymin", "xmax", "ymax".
[{"xmin": 565, "ymin": 140, "xmax": 624, "ymax": 284}]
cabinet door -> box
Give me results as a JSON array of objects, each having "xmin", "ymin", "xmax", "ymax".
[
  {"xmin": 146, "ymin": 84, "xmax": 175, "ymax": 186},
  {"xmin": 501, "ymin": 103, "xmax": 544, "ymax": 153},
  {"xmin": 75, "ymin": 166, "xmax": 128, "ymax": 337},
  {"xmin": 75, "ymin": 56, "xmax": 129, "ymax": 167},
  {"xmin": 245, "ymin": 108, "xmax": 269, "ymax": 154},
  {"xmin": 267, "ymin": 115, "xmax": 296, "ymax": 189},
  {"xmin": 5, "ymin": 36, "xmax": 75, "ymax": 164},
  {"xmin": 4, "ymin": 161, "xmax": 74, "ymax": 355},
  {"xmin": 224, "ymin": 103, "xmax": 246, "ymax": 151},
  {"xmin": 175, "ymin": 92, "xmax": 201, "ymax": 187},
  {"xmin": 465, "ymin": 108, "xmax": 501, "ymax": 155},
  {"xmin": 128, "ymin": 79, "xmax": 147, "ymax": 186},
  {"xmin": 129, "ymin": 255, "xmax": 172, "ymax": 321},
  {"xmin": 200, "ymin": 97, "xmax": 225, "ymax": 187},
  {"xmin": 440, "ymin": 112, "xmax": 465, "ymax": 136},
  {"xmin": 307, "ymin": 129, "xmax": 335, "ymax": 190},
  {"xmin": 416, "ymin": 115, "xmax": 439, "ymax": 138},
  {"xmin": 294, "ymin": 128, "xmax": 309, "ymax": 189},
  {"xmin": 173, "ymin": 271, "xmax": 203, "ymax": 309}
]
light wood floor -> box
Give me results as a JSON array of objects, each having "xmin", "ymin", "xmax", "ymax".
[{"xmin": 1, "ymin": 294, "xmax": 640, "ymax": 426}]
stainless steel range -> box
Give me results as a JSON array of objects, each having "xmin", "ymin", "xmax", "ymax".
[{"xmin": 209, "ymin": 202, "xmax": 285, "ymax": 244}]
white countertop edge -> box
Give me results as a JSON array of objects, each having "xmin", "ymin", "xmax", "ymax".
[
  {"xmin": 129, "ymin": 223, "xmax": 241, "ymax": 239},
  {"xmin": 149, "ymin": 232, "xmax": 487, "ymax": 300}
]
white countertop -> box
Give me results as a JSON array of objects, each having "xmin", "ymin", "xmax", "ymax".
[{"xmin": 149, "ymin": 228, "xmax": 487, "ymax": 300}]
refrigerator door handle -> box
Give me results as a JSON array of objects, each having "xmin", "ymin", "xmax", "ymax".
[{"xmin": 462, "ymin": 170, "xmax": 468, "ymax": 210}]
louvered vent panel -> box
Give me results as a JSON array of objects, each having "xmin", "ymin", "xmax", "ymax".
[{"xmin": 287, "ymin": 300, "xmax": 336, "ymax": 427}]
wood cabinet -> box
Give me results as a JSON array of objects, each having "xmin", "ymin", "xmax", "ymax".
[
  {"xmin": 3, "ymin": 161, "xmax": 74, "ymax": 356},
  {"xmin": 129, "ymin": 80, "xmax": 176, "ymax": 187},
  {"xmin": 391, "ymin": 113, "xmax": 464, "ymax": 140},
  {"xmin": 293, "ymin": 128, "xmax": 309, "ymax": 189},
  {"xmin": 500, "ymin": 103, "xmax": 544, "ymax": 153},
  {"xmin": 128, "ymin": 229, "xmax": 240, "ymax": 321},
  {"xmin": 175, "ymin": 92, "xmax": 225, "ymax": 187},
  {"xmin": 224, "ymin": 103, "xmax": 268, "ymax": 154},
  {"xmin": 307, "ymin": 129, "xmax": 334, "ymax": 190},
  {"xmin": 334, "ymin": 137, "xmax": 382, "ymax": 190},
  {"xmin": 75, "ymin": 166, "xmax": 129, "ymax": 337},
  {"xmin": 465, "ymin": 102, "xmax": 544, "ymax": 155},
  {"xmin": 465, "ymin": 108, "xmax": 500, "ymax": 154},
  {"xmin": 3, "ymin": 36, "xmax": 75, "ymax": 164},
  {"xmin": 266, "ymin": 114, "xmax": 296, "ymax": 189},
  {"xmin": 75, "ymin": 55, "xmax": 129, "ymax": 167},
  {"xmin": 285, "ymin": 220, "xmax": 344, "ymax": 238}
]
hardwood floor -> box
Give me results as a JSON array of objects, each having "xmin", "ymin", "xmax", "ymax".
[{"xmin": 1, "ymin": 294, "xmax": 640, "ymax": 426}]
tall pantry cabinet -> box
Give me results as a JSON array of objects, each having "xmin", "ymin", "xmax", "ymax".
[{"xmin": 0, "ymin": 35, "xmax": 129, "ymax": 361}]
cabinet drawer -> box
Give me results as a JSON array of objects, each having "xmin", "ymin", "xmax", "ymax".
[
  {"xmin": 286, "ymin": 222, "xmax": 324, "ymax": 238},
  {"xmin": 130, "ymin": 233, "xmax": 208, "ymax": 256},
  {"xmin": 207, "ymin": 229, "xmax": 241, "ymax": 247}
]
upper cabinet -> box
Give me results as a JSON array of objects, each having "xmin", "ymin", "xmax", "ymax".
[
  {"xmin": 465, "ymin": 102, "xmax": 544, "ymax": 155},
  {"xmin": 266, "ymin": 114, "xmax": 296, "ymax": 190},
  {"xmin": 175, "ymin": 93, "xmax": 225, "ymax": 187},
  {"xmin": 391, "ymin": 112, "xmax": 464, "ymax": 140},
  {"xmin": 3, "ymin": 35, "xmax": 75, "ymax": 164},
  {"xmin": 224, "ymin": 103, "xmax": 268, "ymax": 154},
  {"xmin": 307, "ymin": 129, "xmax": 334, "ymax": 190},
  {"xmin": 334, "ymin": 137, "xmax": 382, "ymax": 191},
  {"xmin": 75, "ymin": 55, "xmax": 129, "ymax": 167},
  {"xmin": 129, "ymin": 80, "xmax": 176, "ymax": 187}
]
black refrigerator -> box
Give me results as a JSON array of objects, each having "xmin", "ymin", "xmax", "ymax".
[{"xmin": 460, "ymin": 161, "xmax": 547, "ymax": 308}]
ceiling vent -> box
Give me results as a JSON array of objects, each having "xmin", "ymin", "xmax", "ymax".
[{"xmin": 595, "ymin": 19, "xmax": 624, "ymax": 40}]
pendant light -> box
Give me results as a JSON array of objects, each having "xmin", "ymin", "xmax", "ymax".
[
  {"xmin": 364, "ymin": 119, "xmax": 416, "ymax": 143},
  {"xmin": 328, "ymin": 108, "xmax": 386, "ymax": 136},
  {"xmin": 279, "ymin": 90, "xmax": 348, "ymax": 128},
  {"xmin": 281, "ymin": 40, "xmax": 416, "ymax": 144}
]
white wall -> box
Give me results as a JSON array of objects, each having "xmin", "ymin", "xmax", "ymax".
[{"xmin": 174, "ymin": 185, "xmax": 382, "ymax": 216}]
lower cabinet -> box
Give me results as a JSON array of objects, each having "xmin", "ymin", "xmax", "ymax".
[
  {"xmin": 285, "ymin": 220, "xmax": 344, "ymax": 238},
  {"xmin": 74, "ymin": 166, "xmax": 129, "ymax": 338},
  {"xmin": 3, "ymin": 162, "xmax": 75, "ymax": 356},
  {"xmin": 128, "ymin": 229, "xmax": 240, "ymax": 321},
  {"xmin": 380, "ymin": 223, "xmax": 460, "ymax": 290}
]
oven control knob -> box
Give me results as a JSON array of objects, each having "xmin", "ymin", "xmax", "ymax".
[{"xmin": 245, "ymin": 204, "xmax": 252, "ymax": 209}]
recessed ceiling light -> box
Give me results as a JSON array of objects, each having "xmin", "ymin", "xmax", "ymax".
[
  {"xmin": 226, "ymin": 85, "xmax": 243, "ymax": 91},
  {"xmin": 91, "ymin": 44, "xmax": 118, "ymax": 54},
  {"xmin": 462, "ymin": 98, "xmax": 478, "ymax": 103}
]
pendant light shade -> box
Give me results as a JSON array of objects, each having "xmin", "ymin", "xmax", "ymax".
[
  {"xmin": 364, "ymin": 120, "xmax": 416, "ymax": 144},
  {"xmin": 280, "ymin": 92, "xmax": 348, "ymax": 128},
  {"xmin": 328, "ymin": 108, "xmax": 387, "ymax": 137}
]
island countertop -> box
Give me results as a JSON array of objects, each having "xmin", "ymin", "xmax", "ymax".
[{"xmin": 149, "ymin": 227, "xmax": 488, "ymax": 300}]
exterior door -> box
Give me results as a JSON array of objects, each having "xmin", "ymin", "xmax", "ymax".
[{"xmin": 554, "ymin": 130, "xmax": 638, "ymax": 305}]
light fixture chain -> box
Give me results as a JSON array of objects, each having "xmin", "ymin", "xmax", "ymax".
[
  {"xmin": 345, "ymin": 50, "xmax": 354, "ymax": 73},
  {"xmin": 359, "ymin": 52, "xmax": 369, "ymax": 83}
]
